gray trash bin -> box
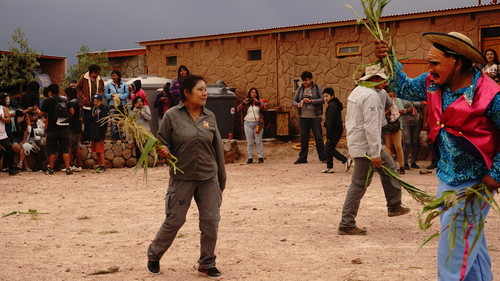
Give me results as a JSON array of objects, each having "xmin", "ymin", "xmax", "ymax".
[
  {"xmin": 127, "ymin": 75, "xmax": 171, "ymax": 137},
  {"xmin": 205, "ymin": 84, "xmax": 236, "ymax": 139}
]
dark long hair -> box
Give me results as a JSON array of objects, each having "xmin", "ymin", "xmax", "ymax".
[
  {"xmin": 247, "ymin": 87, "xmax": 260, "ymax": 100},
  {"xmin": 485, "ymin": 48, "xmax": 499, "ymax": 64},
  {"xmin": 180, "ymin": 75, "xmax": 204, "ymax": 102},
  {"xmin": 177, "ymin": 65, "xmax": 190, "ymax": 79},
  {"xmin": 111, "ymin": 70, "xmax": 122, "ymax": 84}
]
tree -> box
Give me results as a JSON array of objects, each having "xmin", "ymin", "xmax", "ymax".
[
  {"xmin": 0, "ymin": 27, "xmax": 40, "ymax": 92},
  {"xmin": 65, "ymin": 45, "xmax": 111, "ymax": 84}
]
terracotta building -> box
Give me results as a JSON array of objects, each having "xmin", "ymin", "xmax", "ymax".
[
  {"xmin": 98, "ymin": 48, "xmax": 147, "ymax": 78},
  {"xmin": 138, "ymin": 4, "xmax": 500, "ymax": 138}
]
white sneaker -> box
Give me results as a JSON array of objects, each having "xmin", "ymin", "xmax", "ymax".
[
  {"xmin": 321, "ymin": 168, "xmax": 334, "ymax": 173},
  {"xmin": 345, "ymin": 159, "xmax": 353, "ymax": 172},
  {"xmin": 73, "ymin": 166, "xmax": 82, "ymax": 172}
]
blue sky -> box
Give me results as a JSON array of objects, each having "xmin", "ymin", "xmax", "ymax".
[{"xmin": 0, "ymin": 0, "xmax": 481, "ymax": 67}]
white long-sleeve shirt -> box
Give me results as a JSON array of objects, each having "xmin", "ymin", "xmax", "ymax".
[{"xmin": 345, "ymin": 86, "xmax": 383, "ymax": 159}]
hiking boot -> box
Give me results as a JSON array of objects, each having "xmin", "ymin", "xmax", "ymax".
[
  {"xmin": 294, "ymin": 159, "xmax": 307, "ymax": 164},
  {"xmin": 197, "ymin": 266, "xmax": 223, "ymax": 279},
  {"xmin": 46, "ymin": 168, "xmax": 54, "ymax": 175},
  {"xmin": 246, "ymin": 158, "xmax": 253, "ymax": 164},
  {"xmin": 258, "ymin": 158, "xmax": 264, "ymax": 163},
  {"xmin": 410, "ymin": 162, "xmax": 420, "ymax": 169},
  {"xmin": 66, "ymin": 168, "xmax": 73, "ymax": 175},
  {"xmin": 404, "ymin": 163, "xmax": 410, "ymax": 170},
  {"xmin": 147, "ymin": 260, "xmax": 160, "ymax": 275},
  {"xmin": 388, "ymin": 206, "xmax": 411, "ymax": 217},
  {"xmin": 398, "ymin": 167, "xmax": 405, "ymax": 175},
  {"xmin": 345, "ymin": 158, "xmax": 353, "ymax": 172},
  {"xmin": 321, "ymin": 168, "xmax": 334, "ymax": 173},
  {"xmin": 338, "ymin": 226, "xmax": 367, "ymax": 235}
]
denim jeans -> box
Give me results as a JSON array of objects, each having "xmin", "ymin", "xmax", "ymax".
[
  {"xmin": 437, "ymin": 179, "xmax": 492, "ymax": 281},
  {"xmin": 110, "ymin": 106, "xmax": 124, "ymax": 140},
  {"xmin": 339, "ymin": 149, "xmax": 402, "ymax": 228},
  {"xmin": 244, "ymin": 120, "xmax": 263, "ymax": 159},
  {"xmin": 298, "ymin": 117, "xmax": 325, "ymax": 161},
  {"xmin": 402, "ymin": 122, "xmax": 422, "ymax": 163},
  {"xmin": 82, "ymin": 109, "xmax": 92, "ymax": 142}
]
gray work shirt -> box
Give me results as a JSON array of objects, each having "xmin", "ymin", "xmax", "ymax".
[{"xmin": 157, "ymin": 102, "xmax": 226, "ymax": 190}]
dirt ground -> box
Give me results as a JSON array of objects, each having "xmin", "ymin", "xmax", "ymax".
[{"xmin": 1, "ymin": 140, "xmax": 499, "ymax": 281}]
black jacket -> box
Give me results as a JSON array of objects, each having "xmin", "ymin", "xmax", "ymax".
[{"xmin": 324, "ymin": 98, "xmax": 343, "ymax": 141}]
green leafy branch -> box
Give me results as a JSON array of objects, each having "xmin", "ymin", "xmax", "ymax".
[
  {"xmin": 101, "ymin": 104, "xmax": 183, "ymax": 181},
  {"xmin": 364, "ymin": 154, "xmax": 435, "ymax": 205},
  {"xmin": 418, "ymin": 183, "xmax": 499, "ymax": 263},
  {"xmin": 2, "ymin": 209, "xmax": 47, "ymax": 218},
  {"xmin": 346, "ymin": 0, "xmax": 397, "ymax": 87}
]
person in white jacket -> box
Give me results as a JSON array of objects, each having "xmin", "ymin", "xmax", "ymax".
[{"xmin": 338, "ymin": 65, "xmax": 410, "ymax": 236}]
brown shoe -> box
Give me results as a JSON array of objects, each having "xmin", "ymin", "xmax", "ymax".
[
  {"xmin": 388, "ymin": 206, "xmax": 411, "ymax": 217},
  {"xmin": 338, "ymin": 226, "xmax": 367, "ymax": 235}
]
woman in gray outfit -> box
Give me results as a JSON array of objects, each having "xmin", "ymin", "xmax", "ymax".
[{"xmin": 147, "ymin": 75, "xmax": 226, "ymax": 279}]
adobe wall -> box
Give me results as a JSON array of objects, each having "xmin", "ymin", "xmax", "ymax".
[
  {"xmin": 145, "ymin": 9, "xmax": 500, "ymax": 135},
  {"xmin": 110, "ymin": 55, "xmax": 147, "ymax": 78}
]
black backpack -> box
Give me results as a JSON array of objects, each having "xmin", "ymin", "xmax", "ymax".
[{"xmin": 54, "ymin": 97, "xmax": 70, "ymax": 125}]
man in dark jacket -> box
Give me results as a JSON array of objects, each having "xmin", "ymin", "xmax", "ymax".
[
  {"xmin": 292, "ymin": 71, "xmax": 325, "ymax": 164},
  {"xmin": 76, "ymin": 64, "xmax": 104, "ymax": 144},
  {"xmin": 322, "ymin": 88, "xmax": 351, "ymax": 173}
]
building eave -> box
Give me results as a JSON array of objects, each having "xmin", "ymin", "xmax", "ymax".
[{"xmin": 137, "ymin": 4, "xmax": 500, "ymax": 46}]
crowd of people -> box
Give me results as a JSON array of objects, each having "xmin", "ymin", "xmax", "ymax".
[
  {"xmin": 1, "ymin": 31, "xmax": 499, "ymax": 280},
  {"xmin": 0, "ymin": 64, "xmax": 170, "ymax": 175}
]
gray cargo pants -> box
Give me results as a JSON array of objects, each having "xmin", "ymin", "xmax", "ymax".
[
  {"xmin": 339, "ymin": 149, "xmax": 402, "ymax": 228},
  {"xmin": 147, "ymin": 177, "xmax": 222, "ymax": 268}
]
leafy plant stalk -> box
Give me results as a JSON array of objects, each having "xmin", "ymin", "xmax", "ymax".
[
  {"xmin": 345, "ymin": 0, "xmax": 396, "ymax": 87},
  {"xmin": 101, "ymin": 104, "xmax": 184, "ymax": 180}
]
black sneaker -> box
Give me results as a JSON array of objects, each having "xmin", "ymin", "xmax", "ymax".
[
  {"xmin": 66, "ymin": 168, "xmax": 73, "ymax": 175},
  {"xmin": 197, "ymin": 267, "xmax": 223, "ymax": 279},
  {"xmin": 246, "ymin": 158, "xmax": 253, "ymax": 164},
  {"xmin": 8, "ymin": 170, "xmax": 19, "ymax": 176},
  {"xmin": 398, "ymin": 167, "xmax": 405, "ymax": 175},
  {"xmin": 426, "ymin": 162, "xmax": 437, "ymax": 169},
  {"xmin": 258, "ymin": 158, "xmax": 264, "ymax": 163},
  {"xmin": 410, "ymin": 162, "xmax": 420, "ymax": 169},
  {"xmin": 404, "ymin": 163, "xmax": 410, "ymax": 170},
  {"xmin": 147, "ymin": 260, "xmax": 160, "ymax": 275},
  {"xmin": 45, "ymin": 168, "xmax": 54, "ymax": 175},
  {"xmin": 293, "ymin": 159, "xmax": 307, "ymax": 164}
]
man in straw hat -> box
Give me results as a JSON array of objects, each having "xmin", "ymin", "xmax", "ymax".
[
  {"xmin": 375, "ymin": 32, "xmax": 500, "ymax": 281},
  {"xmin": 337, "ymin": 64, "xmax": 410, "ymax": 236}
]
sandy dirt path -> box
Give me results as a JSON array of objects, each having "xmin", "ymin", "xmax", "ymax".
[{"xmin": 1, "ymin": 141, "xmax": 499, "ymax": 281}]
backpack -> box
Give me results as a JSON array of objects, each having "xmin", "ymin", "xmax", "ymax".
[{"xmin": 54, "ymin": 97, "xmax": 70, "ymax": 126}]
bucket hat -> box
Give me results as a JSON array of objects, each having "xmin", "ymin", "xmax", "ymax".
[{"xmin": 359, "ymin": 64, "xmax": 388, "ymax": 81}]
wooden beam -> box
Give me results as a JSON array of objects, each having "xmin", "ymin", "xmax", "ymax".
[{"xmin": 329, "ymin": 27, "xmax": 335, "ymax": 37}]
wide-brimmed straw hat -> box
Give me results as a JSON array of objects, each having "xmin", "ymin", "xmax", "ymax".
[
  {"xmin": 423, "ymin": 31, "xmax": 486, "ymax": 64},
  {"xmin": 359, "ymin": 64, "xmax": 388, "ymax": 81}
]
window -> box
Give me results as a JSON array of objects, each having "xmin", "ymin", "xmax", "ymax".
[
  {"xmin": 248, "ymin": 49, "xmax": 262, "ymax": 61},
  {"xmin": 292, "ymin": 79, "xmax": 301, "ymax": 92},
  {"xmin": 166, "ymin": 56, "xmax": 177, "ymax": 66},
  {"xmin": 336, "ymin": 43, "xmax": 362, "ymax": 57}
]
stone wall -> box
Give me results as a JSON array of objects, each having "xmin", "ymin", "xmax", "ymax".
[
  {"xmin": 143, "ymin": 8, "xmax": 500, "ymax": 136},
  {"xmin": 109, "ymin": 54, "xmax": 147, "ymax": 78}
]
